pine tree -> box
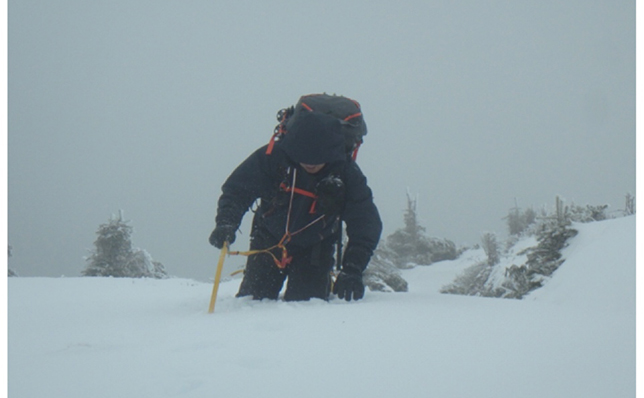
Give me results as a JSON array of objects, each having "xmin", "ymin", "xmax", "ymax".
[
  {"xmin": 385, "ymin": 191, "xmax": 459, "ymax": 267},
  {"xmin": 505, "ymin": 199, "xmax": 537, "ymax": 236},
  {"xmin": 385, "ymin": 192, "xmax": 432, "ymax": 267},
  {"xmin": 83, "ymin": 212, "xmax": 167, "ymax": 278}
]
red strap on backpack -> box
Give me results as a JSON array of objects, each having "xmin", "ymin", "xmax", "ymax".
[
  {"xmin": 279, "ymin": 182, "xmax": 318, "ymax": 214},
  {"xmin": 266, "ymin": 133, "xmax": 278, "ymax": 155}
]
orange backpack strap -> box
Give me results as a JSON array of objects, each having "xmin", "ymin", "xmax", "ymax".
[{"xmin": 266, "ymin": 133, "xmax": 278, "ymax": 155}]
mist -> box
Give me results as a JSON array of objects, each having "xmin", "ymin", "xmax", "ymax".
[{"xmin": 8, "ymin": 1, "xmax": 635, "ymax": 281}]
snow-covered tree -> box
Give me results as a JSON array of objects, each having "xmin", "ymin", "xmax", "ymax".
[
  {"xmin": 505, "ymin": 200, "xmax": 537, "ymax": 236},
  {"xmin": 385, "ymin": 192, "xmax": 432, "ymax": 267},
  {"xmin": 83, "ymin": 213, "xmax": 167, "ymax": 279},
  {"xmin": 480, "ymin": 232, "xmax": 499, "ymax": 266},
  {"xmin": 363, "ymin": 248, "xmax": 409, "ymax": 292},
  {"xmin": 624, "ymin": 193, "xmax": 635, "ymax": 216},
  {"xmin": 384, "ymin": 191, "xmax": 459, "ymax": 268},
  {"xmin": 127, "ymin": 249, "xmax": 168, "ymax": 279},
  {"xmin": 8, "ymin": 245, "xmax": 17, "ymax": 277}
]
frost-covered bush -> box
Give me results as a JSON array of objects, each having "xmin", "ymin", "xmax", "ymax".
[
  {"xmin": 127, "ymin": 249, "xmax": 169, "ymax": 280},
  {"xmin": 384, "ymin": 191, "xmax": 459, "ymax": 268},
  {"xmin": 505, "ymin": 205, "xmax": 537, "ymax": 236},
  {"xmin": 364, "ymin": 248, "xmax": 408, "ymax": 292},
  {"xmin": 442, "ymin": 197, "xmax": 590, "ymax": 299},
  {"xmin": 567, "ymin": 204, "xmax": 608, "ymax": 223},
  {"xmin": 624, "ymin": 193, "xmax": 635, "ymax": 216},
  {"xmin": 83, "ymin": 213, "xmax": 167, "ymax": 279},
  {"xmin": 480, "ymin": 232, "xmax": 500, "ymax": 266},
  {"xmin": 441, "ymin": 232, "xmax": 505, "ymax": 297},
  {"xmin": 8, "ymin": 245, "xmax": 17, "ymax": 277},
  {"xmin": 386, "ymin": 229, "xmax": 432, "ymax": 268},
  {"xmin": 501, "ymin": 218, "xmax": 578, "ymax": 298},
  {"xmin": 441, "ymin": 261, "xmax": 503, "ymax": 297},
  {"xmin": 427, "ymin": 237, "xmax": 460, "ymax": 263}
]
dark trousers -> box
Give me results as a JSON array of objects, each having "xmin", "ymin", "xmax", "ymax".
[{"xmin": 236, "ymin": 229, "xmax": 335, "ymax": 301}]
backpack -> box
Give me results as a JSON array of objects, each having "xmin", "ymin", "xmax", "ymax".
[{"xmin": 266, "ymin": 93, "xmax": 368, "ymax": 161}]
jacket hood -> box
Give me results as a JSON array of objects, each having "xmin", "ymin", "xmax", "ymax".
[{"xmin": 279, "ymin": 110, "xmax": 346, "ymax": 165}]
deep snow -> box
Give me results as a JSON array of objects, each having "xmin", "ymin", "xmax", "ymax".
[{"xmin": 8, "ymin": 216, "xmax": 635, "ymax": 397}]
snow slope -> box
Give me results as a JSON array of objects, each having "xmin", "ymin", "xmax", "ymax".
[{"xmin": 8, "ymin": 216, "xmax": 635, "ymax": 398}]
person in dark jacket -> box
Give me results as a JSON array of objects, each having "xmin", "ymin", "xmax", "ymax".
[{"xmin": 209, "ymin": 106, "xmax": 382, "ymax": 302}]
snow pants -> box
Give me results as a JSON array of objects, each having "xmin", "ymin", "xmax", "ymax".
[{"xmin": 236, "ymin": 228, "xmax": 335, "ymax": 301}]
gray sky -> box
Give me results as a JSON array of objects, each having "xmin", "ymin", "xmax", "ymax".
[{"xmin": 8, "ymin": 1, "xmax": 635, "ymax": 281}]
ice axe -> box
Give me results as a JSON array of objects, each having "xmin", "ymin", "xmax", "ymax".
[{"xmin": 208, "ymin": 241, "xmax": 228, "ymax": 313}]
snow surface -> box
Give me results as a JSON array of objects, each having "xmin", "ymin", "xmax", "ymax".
[{"xmin": 8, "ymin": 216, "xmax": 635, "ymax": 398}]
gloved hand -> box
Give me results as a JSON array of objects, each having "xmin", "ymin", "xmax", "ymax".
[
  {"xmin": 333, "ymin": 264, "xmax": 365, "ymax": 301},
  {"xmin": 209, "ymin": 224, "xmax": 236, "ymax": 249},
  {"xmin": 315, "ymin": 175, "xmax": 345, "ymax": 214}
]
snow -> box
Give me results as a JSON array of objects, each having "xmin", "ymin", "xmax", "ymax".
[{"xmin": 8, "ymin": 216, "xmax": 635, "ymax": 397}]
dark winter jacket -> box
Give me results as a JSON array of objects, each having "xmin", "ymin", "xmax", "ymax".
[{"xmin": 215, "ymin": 134, "xmax": 382, "ymax": 271}]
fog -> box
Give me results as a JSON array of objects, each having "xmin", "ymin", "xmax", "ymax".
[{"xmin": 8, "ymin": 1, "xmax": 635, "ymax": 281}]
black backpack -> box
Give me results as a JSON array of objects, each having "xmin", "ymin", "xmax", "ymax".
[{"xmin": 266, "ymin": 93, "xmax": 368, "ymax": 161}]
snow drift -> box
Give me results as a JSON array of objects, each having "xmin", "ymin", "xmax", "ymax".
[{"xmin": 8, "ymin": 216, "xmax": 635, "ymax": 398}]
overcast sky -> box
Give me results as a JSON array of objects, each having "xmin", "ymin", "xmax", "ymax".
[{"xmin": 8, "ymin": 1, "xmax": 635, "ymax": 281}]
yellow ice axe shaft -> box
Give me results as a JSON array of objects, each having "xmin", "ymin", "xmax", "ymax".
[{"xmin": 208, "ymin": 242, "xmax": 228, "ymax": 313}]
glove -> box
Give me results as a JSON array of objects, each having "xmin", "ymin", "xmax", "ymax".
[
  {"xmin": 333, "ymin": 264, "xmax": 365, "ymax": 301},
  {"xmin": 209, "ymin": 224, "xmax": 236, "ymax": 249},
  {"xmin": 315, "ymin": 175, "xmax": 345, "ymax": 214}
]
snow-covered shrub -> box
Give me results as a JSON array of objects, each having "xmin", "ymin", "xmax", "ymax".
[
  {"xmin": 480, "ymin": 232, "xmax": 499, "ymax": 266},
  {"xmin": 440, "ymin": 260, "xmax": 505, "ymax": 297},
  {"xmin": 427, "ymin": 237, "xmax": 460, "ymax": 263},
  {"xmin": 569, "ymin": 204, "xmax": 608, "ymax": 222},
  {"xmin": 505, "ymin": 205, "xmax": 537, "ymax": 236},
  {"xmin": 384, "ymin": 191, "xmax": 459, "ymax": 268},
  {"xmin": 83, "ymin": 213, "xmax": 167, "ymax": 279},
  {"xmin": 8, "ymin": 245, "xmax": 17, "ymax": 277},
  {"xmin": 364, "ymin": 248, "xmax": 408, "ymax": 292},
  {"xmin": 624, "ymin": 193, "xmax": 635, "ymax": 216},
  {"xmin": 386, "ymin": 230, "xmax": 432, "ymax": 267},
  {"xmin": 501, "ymin": 218, "xmax": 577, "ymax": 298},
  {"xmin": 444, "ymin": 218, "xmax": 578, "ymax": 299},
  {"xmin": 443, "ymin": 197, "xmax": 590, "ymax": 299},
  {"xmin": 127, "ymin": 249, "xmax": 169, "ymax": 279},
  {"xmin": 385, "ymin": 192, "xmax": 431, "ymax": 267}
]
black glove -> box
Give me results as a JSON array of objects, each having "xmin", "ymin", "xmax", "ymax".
[
  {"xmin": 209, "ymin": 224, "xmax": 236, "ymax": 249},
  {"xmin": 315, "ymin": 175, "xmax": 345, "ymax": 214},
  {"xmin": 333, "ymin": 264, "xmax": 365, "ymax": 301}
]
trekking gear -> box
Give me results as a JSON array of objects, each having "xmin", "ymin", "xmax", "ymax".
[
  {"xmin": 280, "ymin": 111, "xmax": 346, "ymax": 165},
  {"xmin": 228, "ymin": 168, "xmax": 326, "ymax": 269},
  {"xmin": 267, "ymin": 93, "xmax": 368, "ymax": 161},
  {"xmin": 333, "ymin": 264, "xmax": 365, "ymax": 301},
  {"xmin": 208, "ymin": 242, "xmax": 229, "ymax": 313},
  {"xmin": 266, "ymin": 94, "xmax": 366, "ymax": 274}
]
